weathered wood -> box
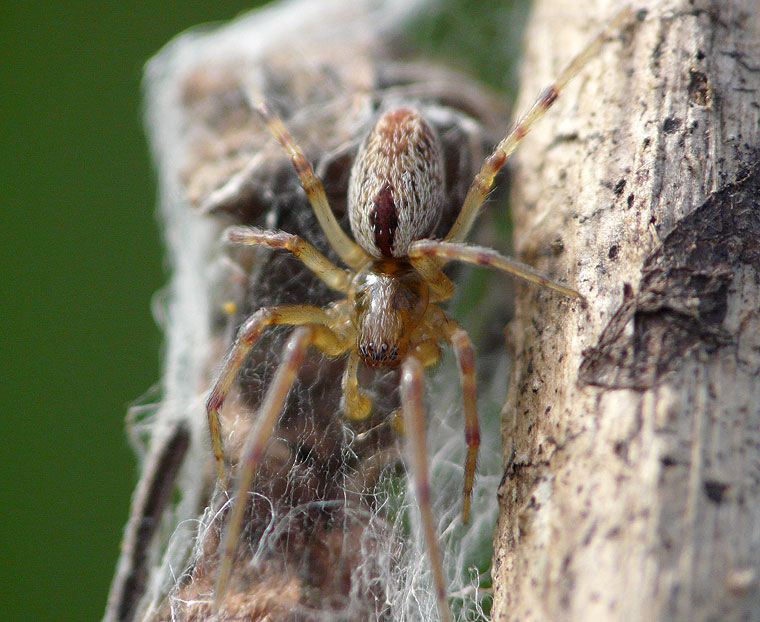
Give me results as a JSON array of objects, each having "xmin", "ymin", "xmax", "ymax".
[{"xmin": 493, "ymin": 1, "xmax": 760, "ymax": 621}]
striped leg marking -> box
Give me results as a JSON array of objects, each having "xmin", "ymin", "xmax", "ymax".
[
  {"xmin": 410, "ymin": 240, "xmax": 583, "ymax": 300},
  {"xmin": 445, "ymin": 7, "xmax": 633, "ymax": 242},
  {"xmin": 252, "ymin": 102, "xmax": 370, "ymax": 270}
]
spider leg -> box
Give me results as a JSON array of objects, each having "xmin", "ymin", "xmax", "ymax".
[
  {"xmin": 400, "ymin": 355, "xmax": 451, "ymax": 622},
  {"xmin": 252, "ymin": 101, "xmax": 370, "ymax": 270},
  {"xmin": 206, "ymin": 304, "xmax": 346, "ymax": 483},
  {"xmin": 225, "ymin": 226, "xmax": 351, "ymax": 292},
  {"xmin": 341, "ymin": 351, "xmax": 372, "ymax": 421},
  {"xmin": 214, "ymin": 326, "xmax": 342, "ymax": 610},
  {"xmin": 440, "ymin": 315, "xmax": 479, "ymax": 524},
  {"xmin": 416, "ymin": 305, "xmax": 479, "ymax": 524},
  {"xmin": 408, "ymin": 254, "xmax": 454, "ymax": 303},
  {"xmin": 445, "ymin": 6, "xmax": 633, "ymax": 243},
  {"xmin": 410, "ymin": 337, "xmax": 442, "ymax": 368},
  {"xmin": 410, "ymin": 240, "xmax": 583, "ymax": 300}
]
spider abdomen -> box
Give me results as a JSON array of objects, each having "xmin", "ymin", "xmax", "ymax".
[{"xmin": 348, "ymin": 108, "xmax": 445, "ymax": 259}]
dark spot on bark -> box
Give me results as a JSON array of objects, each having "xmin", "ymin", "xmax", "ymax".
[
  {"xmin": 370, "ymin": 183, "xmax": 398, "ymax": 257},
  {"xmin": 704, "ymin": 480, "xmax": 729, "ymax": 504},
  {"xmin": 627, "ymin": 193, "xmax": 635, "ymax": 209},
  {"xmin": 688, "ymin": 70, "xmax": 711, "ymax": 106},
  {"xmin": 663, "ymin": 117, "xmax": 681, "ymax": 133},
  {"xmin": 608, "ymin": 245, "xmax": 620, "ymax": 260},
  {"xmin": 643, "ymin": 137, "xmax": 651, "ymax": 149},
  {"xmin": 661, "ymin": 455, "xmax": 678, "ymax": 467},
  {"xmin": 636, "ymin": 8, "xmax": 648, "ymax": 21},
  {"xmin": 579, "ymin": 157, "xmax": 760, "ymax": 391},
  {"xmin": 696, "ymin": 49, "xmax": 705, "ymax": 60},
  {"xmin": 613, "ymin": 178, "xmax": 627, "ymax": 196},
  {"xmin": 550, "ymin": 237, "xmax": 565, "ymax": 256}
]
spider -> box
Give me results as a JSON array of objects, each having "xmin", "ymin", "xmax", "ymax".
[{"xmin": 206, "ymin": 7, "xmax": 630, "ymax": 620}]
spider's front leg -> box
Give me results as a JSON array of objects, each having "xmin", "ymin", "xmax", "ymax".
[
  {"xmin": 225, "ymin": 226, "xmax": 350, "ymax": 292},
  {"xmin": 444, "ymin": 6, "xmax": 633, "ymax": 243},
  {"xmin": 251, "ymin": 101, "xmax": 370, "ymax": 270},
  {"xmin": 205, "ymin": 304, "xmax": 347, "ymax": 484},
  {"xmin": 410, "ymin": 239, "xmax": 583, "ymax": 300},
  {"xmin": 424, "ymin": 307, "xmax": 480, "ymax": 525},
  {"xmin": 214, "ymin": 324, "xmax": 349, "ymax": 609}
]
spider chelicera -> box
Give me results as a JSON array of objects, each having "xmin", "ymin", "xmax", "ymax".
[{"xmin": 207, "ymin": 8, "xmax": 630, "ymax": 620}]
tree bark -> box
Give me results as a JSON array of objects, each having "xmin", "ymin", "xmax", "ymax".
[{"xmin": 492, "ymin": 1, "xmax": 760, "ymax": 621}]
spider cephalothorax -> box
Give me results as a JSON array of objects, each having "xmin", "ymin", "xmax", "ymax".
[
  {"xmin": 352, "ymin": 259, "xmax": 430, "ymax": 366},
  {"xmin": 207, "ymin": 8, "xmax": 631, "ymax": 619}
]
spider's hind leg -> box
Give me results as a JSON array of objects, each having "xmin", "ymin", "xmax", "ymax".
[{"xmin": 444, "ymin": 6, "xmax": 633, "ymax": 243}]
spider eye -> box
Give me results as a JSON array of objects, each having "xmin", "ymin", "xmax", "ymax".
[{"xmin": 379, "ymin": 343, "xmax": 388, "ymax": 354}]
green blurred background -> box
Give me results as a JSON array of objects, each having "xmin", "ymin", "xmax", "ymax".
[{"xmin": 1, "ymin": 1, "xmax": 527, "ymax": 619}]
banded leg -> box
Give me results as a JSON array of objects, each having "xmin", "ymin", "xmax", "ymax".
[
  {"xmin": 445, "ymin": 6, "xmax": 633, "ymax": 242},
  {"xmin": 225, "ymin": 226, "xmax": 350, "ymax": 292},
  {"xmin": 342, "ymin": 351, "xmax": 372, "ymax": 421},
  {"xmin": 400, "ymin": 356, "xmax": 451, "ymax": 622},
  {"xmin": 205, "ymin": 305, "xmax": 341, "ymax": 483},
  {"xmin": 410, "ymin": 240, "xmax": 582, "ymax": 300},
  {"xmin": 440, "ymin": 318, "xmax": 479, "ymax": 524},
  {"xmin": 214, "ymin": 327, "xmax": 315, "ymax": 609},
  {"xmin": 252, "ymin": 101, "xmax": 370, "ymax": 270}
]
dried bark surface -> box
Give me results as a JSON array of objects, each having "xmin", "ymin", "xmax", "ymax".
[{"xmin": 492, "ymin": 1, "xmax": 760, "ymax": 621}]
